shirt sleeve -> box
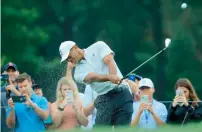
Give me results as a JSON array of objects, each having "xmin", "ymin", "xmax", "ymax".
[
  {"xmin": 96, "ymin": 41, "xmax": 114, "ymax": 59},
  {"xmin": 38, "ymin": 97, "xmax": 49, "ymax": 111},
  {"xmin": 131, "ymin": 103, "xmax": 139, "ymax": 122},
  {"xmin": 74, "ymin": 64, "xmax": 94, "ymax": 85},
  {"xmin": 83, "ymin": 85, "xmax": 94, "ymax": 106},
  {"xmin": 158, "ymin": 104, "xmax": 168, "ymax": 123}
]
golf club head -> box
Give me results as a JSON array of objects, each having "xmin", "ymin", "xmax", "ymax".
[{"xmin": 165, "ymin": 38, "xmax": 171, "ymax": 48}]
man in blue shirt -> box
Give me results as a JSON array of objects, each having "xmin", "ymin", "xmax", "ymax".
[
  {"xmin": 6, "ymin": 73, "xmax": 49, "ymax": 132},
  {"xmin": 131, "ymin": 78, "xmax": 167, "ymax": 129}
]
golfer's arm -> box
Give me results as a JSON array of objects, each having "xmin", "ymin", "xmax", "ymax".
[
  {"xmin": 84, "ymin": 73, "xmax": 110, "ymax": 83},
  {"xmin": 103, "ymin": 54, "xmax": 117, "ymax": 75}
]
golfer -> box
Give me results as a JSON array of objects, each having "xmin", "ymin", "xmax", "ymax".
[{"xmin": 59, "ymin": 41, "xmax": 133, "ymax": 127}]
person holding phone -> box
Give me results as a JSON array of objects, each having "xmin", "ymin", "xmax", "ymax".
[
  {"xmin": 49, "ymin": 62, "xmax": 88, "ymax": 130},
  {"xmin": 6, "ymin": 73, "xmax": 49, "ymax": 132},
  {"xmin": 167, "ymin": 78, "xmax": 202, "ymax": 125},
  {"xmin": 131, "ymin": 78, "xmax": 167, "ymax": 129},
  {"xmin": 1, "ymin": 62, "xmax": 21, "ymax": 132}
]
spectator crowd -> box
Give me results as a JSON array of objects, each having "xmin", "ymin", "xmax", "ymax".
[{"xmin": 1, "ymin": 41, "xmax": 202, "ymax": 132}]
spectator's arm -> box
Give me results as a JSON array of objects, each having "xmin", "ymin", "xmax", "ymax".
[
  {"xmin": 189, "ymin": 104, "xmax": 202, "ymax": 121},
  {"xmin": 167, "ymin": 104, "xmax": 177, "ymax": 122},
  {"xmin": 50, "ymin": 103, "xmax": 64, "ymax": 128},
  {"xmin": 152, "ymin": 105, "xmax": 167, "ymax": 126},
  {"xmin": 134, "ymin": 95, "xmax": 141, "ymax": 102},
  {"xmin": 83, "ymin": 101, "xmax": 95, "ymax": 117},
  {"xmin": 31, "ymin": 98, "xmax": 49, "ymax": 120},
  {"xmin": 151, "ymin": 112, "xmax": 166, "ymax": 125},
  {"xmin": 6, "ymin": 85, "xmax": 21, "ymax": 96},
  {"xmin": 11, "ymin": 89, "xmax": 21, "ymax": 96},
  {"xmin": 74, "ymin": 101, "xmax": 88, "ymax": 126},
  {"xmin": 131, "ymin": 111, "xmax": 141, "ymax": 126},
  {"xmin": 6, "ymin": 108, "xmax": 15, "ymax": 128},
  {"xmin": 126, "ymin": 80, "xmax": 140, "ymax": 101}
]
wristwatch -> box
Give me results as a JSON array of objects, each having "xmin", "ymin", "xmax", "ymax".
[{"xmin": 58, "ymin": 106, "xmax": 64, "ymax": 111}]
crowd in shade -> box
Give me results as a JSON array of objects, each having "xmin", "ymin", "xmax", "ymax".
[{"xmin": 1, "ymin": 41, "xmax": 202, "ymax": 132}]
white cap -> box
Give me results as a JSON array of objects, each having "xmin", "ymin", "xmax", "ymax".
[
  {"xmin": 139, "ymin": 78, "xmax": 154, "ymax": 89},
  {"xmin": 59, "ymin": 41, "xmax": 76, "ymax": 63}
]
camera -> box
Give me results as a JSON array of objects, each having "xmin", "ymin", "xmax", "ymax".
[
  {"xmin": 1, "ymin": 74, "xmax": 11, "ymax": 99},
  {"xmin": 1, "ymin": 74, "xmax": 9, "ymax": 87}
]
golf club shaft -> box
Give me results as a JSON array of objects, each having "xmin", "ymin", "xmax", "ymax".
[{"xmin": 122, "ymin": 47, "xmax": 167, "ymax": 79}]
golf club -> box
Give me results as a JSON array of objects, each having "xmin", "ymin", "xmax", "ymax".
[{"xmin": 122, "ymin": 38, "xmax": 171, "ymax": 80}]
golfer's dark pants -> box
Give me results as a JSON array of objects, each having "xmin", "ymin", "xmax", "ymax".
[{"xmin": 94, "ymin": 84, "xmax": 133, "ymax": 127}]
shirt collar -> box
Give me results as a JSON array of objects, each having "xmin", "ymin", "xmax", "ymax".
[
  {"xmin": 30, "ymin": 91, "xmax": 37, "ymax": 100},
  {"xmin": 79, "ymin": 49, "xmax": 88, "ymax": 63}
]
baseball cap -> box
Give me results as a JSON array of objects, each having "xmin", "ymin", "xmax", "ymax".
[
  {"xmin": 59, "ymin": 41, "xmax": 76, "ymax": 63},
  {"xmin": 139, "ymin": 78, "xmax": 154, "ymax": 89},
  {"xmin": 3, "ymin": 62, "xmax": 18, "ymax": 71},
  {"xmin": 32, "ymin": 84, "xmax": 41, "ymax": 90}
]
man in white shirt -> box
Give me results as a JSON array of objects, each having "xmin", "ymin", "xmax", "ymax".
[
  {"xmin": 81, "ymin": 85, "xmax": 97, "ymax": 130},
  {"xmin": 131, "ymin": 78, "xmax": 167, "ymax": 129},
  {"xmin": 59, "ymin": 41, "xmax": 133, "ymax": 127}
]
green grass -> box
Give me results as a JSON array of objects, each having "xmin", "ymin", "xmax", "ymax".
[{"xmin": 46, "ymin": 123, "xmax": 202, "ymax": 132}]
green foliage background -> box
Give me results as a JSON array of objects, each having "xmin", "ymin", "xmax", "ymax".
[{"xmin": 1, "ymin": 0, "xmax": 202, "ymax": 102}]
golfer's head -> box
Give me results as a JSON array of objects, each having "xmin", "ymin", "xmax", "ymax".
[
  {"xmin": 59, "ymin": 41, "xmax": 82, "ymax": 64},
  {"xmin": 139, "ymin": 78, "xmax": 155, "ymax": 96}
]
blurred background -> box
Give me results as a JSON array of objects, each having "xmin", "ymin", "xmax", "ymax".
[{"xmin": 1, "ymin": 0, "xmax": 202, "ymax": 103}]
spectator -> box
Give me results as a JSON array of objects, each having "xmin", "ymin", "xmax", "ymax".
[
  {"xmin": 49, "ymin": 62, "xmax": 88, "ymax": 130},
  {"xmin": 1, "ymin": 62, "xmax": 21, "ymax": 95},
  {"xmin": 1, "ymin": 62, "xmax": 20, "ymax": 132},
  {"xmin": 32, "ymin": 83, "xmax": 53, "ymax": 127},
  {"xmin": 131, "ymin": 78, "xmax": 167, "ymax": 129},
  {"xmin": 6, "ymin": 73, "xmax": 49, "ymax": 132},
  {"xmin": 32, "ymin": 84, "xmax": 43, "ymax": 96},
  {"xmin": 167, "ymin": 78, "xmax": 202, "ymax": 125}
]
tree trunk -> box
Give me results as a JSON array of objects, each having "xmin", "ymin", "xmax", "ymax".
[{"xmin": 152, "ymin": 0, "xmax": 167, "ymax": 100}]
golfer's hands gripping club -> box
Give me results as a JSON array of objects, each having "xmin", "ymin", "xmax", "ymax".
[{"xmin": 108, "ymin": 75, "xmax": 122, "ymax": 84}]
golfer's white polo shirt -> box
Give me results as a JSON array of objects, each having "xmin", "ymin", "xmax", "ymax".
[{"xmin": 74, "ymin": 41, "xmax": 123, "ymax": 95}]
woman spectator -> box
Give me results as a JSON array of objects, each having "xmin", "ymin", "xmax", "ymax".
[
  {"xmin": 49, "ymin": 62, "xmax": 88, "ymax": 130},
  {"xmin": 167, "ymin": 78, "xmax": 202, "ymax": 125}
]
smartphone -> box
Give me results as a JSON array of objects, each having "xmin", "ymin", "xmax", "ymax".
[
  {"xmin": 176, "ymin": 89, "xmax": 183, "ymax": 96},
  {"xmin": 140, "ymin": 95, "xmax": 149, "ymax": 103},
  {"xmin": 66, "ymin": 90, "xmax": 74, "ymax": 104},
  {"xmin": 128, "ymin": 74, "xmax": 142, "ymax": 82},
  {"xmin": 12, "ymin": 96, "xmax": 26, "ymax": 103}
]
